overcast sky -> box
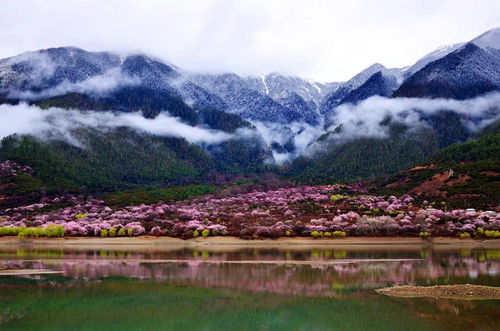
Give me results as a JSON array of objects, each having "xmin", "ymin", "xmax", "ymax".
[{"xmin": 1, "ymin": 0, "xmax": 499, "ymax": 81}]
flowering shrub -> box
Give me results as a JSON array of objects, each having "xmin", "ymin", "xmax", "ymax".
[
  {"xmin": 0, "ymin": 183, "xmax": 498, "ymax": 240},
  {"xmin": 0, "ymin": 160, "xmax": 33, "ymax": 177},
  {"xmin": 150, "ymin": 226, "xmax": 162, "ymax": 236}
]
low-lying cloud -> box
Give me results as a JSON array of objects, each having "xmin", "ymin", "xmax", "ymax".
[
  {"xmin": 7, "ymin": 68, "xmax": 139, "ymax": 100},
  {"xmin": 1, "ymin": 91, "xmax": 499, "ymax": 165},
  {"xmin": 326, "ymin": 92, "xmax": 500, "ymax": 140},
  {"xmin": 251, "ymin": 121, "xmax": 323, "ymax": 162},
  {"xmin": 254, "ymin": 92, "xmax": 500, "ymax": 162},
  {"xmin": 0, "ymin": 103, "xmax": 233, "ymax": 145}
]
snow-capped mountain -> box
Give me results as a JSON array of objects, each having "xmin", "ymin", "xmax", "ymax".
[
  {"xmin": 395, "ymin": 28, "xmax": 500, "ymax": 99},
  {"xmin": 471, "ymin": 27, "xmax": 500, "ymax": 51},
  {"xmin": 186, "ymin": 73, "xmax": 298, "ymax": 123},
  {"xmin": 120, "ymin": 54, "xmax": 179, "ymax": 90},
  {"xmin": 0, "ymin": 47, "xmax": 121, "ymax": 92},
  {"xmin": 339, "ymin": 71, "xmax": 399, "ymax": 105},
  {"xmin": 320, "ymin": 63, "xmax": 403, "ymax": 116},
  {"xmin": 246, "ymin": 73, "xmax": 340, "ymax": 106},
  {"xmin": 185, "ymin": 72, "xmax": 338, "ymax": 124},
  {"xmin": 0, "ymin": 48, "xmax": 331, "ymax": 124},
  {"xmin": 402, "ymin": 43, "xmax": 465, "ymax": 78},
  {"xmin": 2, "ymin": 27, "xmax": 500, "ymax": 126}
]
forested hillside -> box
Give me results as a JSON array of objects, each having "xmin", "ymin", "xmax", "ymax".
[{"xmin": 372, "ymin": 124, "xmax": 500, "ymax": 208}]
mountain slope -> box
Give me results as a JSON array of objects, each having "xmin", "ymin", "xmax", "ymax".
[
  {"xmin": 287, "ymin": 125, "xmax": 438, "ymax": 184},
  {"xmin": 0, "ymin": 129, "xmax": 209, "ymax": 192},
  {"xmin": 36, "ymin": 87, "xmax": 199, "ymax": 122},
  {"xmin": 373, "ymin": 127, "xmax": 500, "ymax": 209},
  {"xmin": 249, "ymin": 73, "xmax": 340, "ymax": 106},
  {"xmin": 402, "ymin": 43, "xmax": 465, "ymax": 79},
  {"xmin": 0, "ymin": 47, "xmax": 121, "ymax": 92},
  {"xmin": 320, "ymin": 64, "xmax": 402, "ymax": 116},
  {"xmin": 395, "ymin": 29, "xmax": 500, "ymax": 99},
  {"xmin": 340, "ymin": 71, "xmax": 399, "ymax": 105},
  {"xmin": 0, "ymin": 47, "xmax": 337, "ymax": 126},
  {"xmin": 0, "ymin": 124, "xmax": 274, "ymax": 194},
  {"xmin": 188, "ymin": 73, "xmax": 317, "ymax": 124}
]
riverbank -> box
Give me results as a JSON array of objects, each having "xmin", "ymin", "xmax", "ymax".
[{"xmin": 0, "ymin": 236, "xmax": 498, "ymax": 252}]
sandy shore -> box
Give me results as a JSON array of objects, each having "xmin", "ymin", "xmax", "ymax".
[
  {"xmin": 0, "ymin": 236, "xmax": 498, "ymax": 252},
  {"xmin": 376, "ymin": 284, "xmax": 500, "ymax": 300},
  {"xmin": 0, "ymin": 269, "xmax": 63, "ymax": 276}
]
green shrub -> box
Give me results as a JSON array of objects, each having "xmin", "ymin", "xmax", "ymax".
[
  {"xmin": 100, "ymin": 229, "xmax": 109, "ymax": 237},
  {"xmin": 35, "ymin": 227, "xmax": 47, "ymax": 237},
  {"xmin": 18, "ymin": 228, "xmax": 32, "ymax": 238},
  {"xmin": 324, "ymin": 232, "xmax": 332, "ymax": 237},
  {"xmin": 201, "ymin": 229, "xmax": 210, "ymax": 237},
  {"xmin": 459, "ymin": 232, "xmax": 471, "ymax": 239},
  {"xmin": 75, "ymin": 213, "xmax": 88, "ymax": 219},
  {"xmin": 45, "ymin": 225, "xmax": 64, "ymax": 237},
  {"xmin": 117, "ymin": 228, "xmax": 126, "ymax": 236},
  {"xmin": 193, "ymin": 230, "xmax": 199, "ymax": 237},
  {"xmin": 285, "ymin": 230, "xmax": 292, "ymax": 237},
  {"xmin": 419, "ymin": 231, "xmax": 431, "ymax": 239},
  {"xmin": 127, "ymin": 228, "xmax": 133, "ymax": 237},
  {"xmin": 0, "ymin": 226, "xmax": 22, "ymax": 236},
  {"xmin": 109, "ymin": 227, "xmax": 117, "ymax": 237},
  {"xmin": 18, "ymin": 227, "xmax": 48, "ymax": 238},
  {"xmin": 330, "ymin": 194, "xmax": 344, "ymax": 201},
  {"xmin": 485, "ymin": 230, "xmax": 500, "ymax": 238},
  {"xmin": 474, "ymin": 227, "xmax": 484, "ymax": 238},
  {"xmin": 0, "ymin": 224, "xmax": 64, "ymax": 238},
  {"xmin": 333, "ymin": 231, "xmax": 347, "ymax": 238}
]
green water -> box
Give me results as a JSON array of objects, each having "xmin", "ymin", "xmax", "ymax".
[{"xmin": 0, "ymin": 247, "xmax": 498, "ymax": 330}]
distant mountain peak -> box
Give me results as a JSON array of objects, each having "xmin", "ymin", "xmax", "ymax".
[
  {"xmin": 403, "ymin": 42, "xmax": 465, "ymax": 78},
  {"xmin": 472, "ymin": 26, "xmax": 500, "ymax": 51},
  {"xmin": 367, "ymin": 63, "xmax": 385, "ymax": 70}
]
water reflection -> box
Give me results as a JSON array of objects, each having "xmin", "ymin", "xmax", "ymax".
[{"xmin": 0, "ymin": 247, "xmax": 498, "ymax": 297}]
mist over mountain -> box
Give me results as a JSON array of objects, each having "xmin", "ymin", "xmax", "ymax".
[{"xmin": 0, "ymin": 27, "xmax": 499, "ymax": 193}]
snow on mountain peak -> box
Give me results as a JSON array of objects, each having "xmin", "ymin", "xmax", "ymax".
[
  {"xmin": 472, "ymin": 27, "xmax": 500, "ymax": 51},
  {"xmin": 404, "ymin": 42, "xmax": 465, "ymax": 77},
  {"xmin": 345, "ymin": 63, "xmax": 397, "ymax": 90}
]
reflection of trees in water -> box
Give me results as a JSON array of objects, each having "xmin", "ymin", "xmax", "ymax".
[{"xmin": 1, "ymin": 249, "xmax": 498, "ymax": 297}]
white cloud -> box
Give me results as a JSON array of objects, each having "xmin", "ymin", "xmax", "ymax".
[
  {"xmin": 0, "ymin": 92, "xmax": 499, "ymax": 165},
  {"xmin": 327, "ymin": 93, "xmax": 500, "ymax": 140},
  {"xmin": 0, "ymin": 103, "xmax": 233, "ymax": 145},
  {"xmin": 8, "ymin": 68, "xmax": 139, "ymax": 100}
]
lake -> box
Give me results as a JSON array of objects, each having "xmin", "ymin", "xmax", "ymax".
[{"xmin": 0, "ymin": 244, "xmax": 498, "ymax": 330}]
